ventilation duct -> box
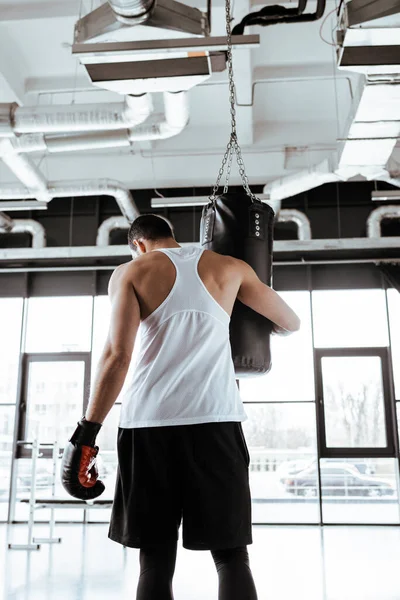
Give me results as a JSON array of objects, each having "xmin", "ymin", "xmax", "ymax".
[
  {"xmin": 10, "ymin": 94, "xmax": 152, "ymax": 135},
  {"xmin": 75, "ymin": 0, "xmax": 209, "ymax": 44},
  {"xmin": 0, "ymin": 139, "xmax": 51, "ymax": 202},
  {"xmin": 0, "ymin": 179, "xmax": 139, "ymax": 222},
  {"xmin": 276, "ymin": 209, "xmax": 312, "ymax": 240},
  {"xmin": 0, "ymin": 212, "xmax": 13, "ymax": 231},
  {"xmin": 96, "ymin": 216, "xmax": 129, "ymax": 246},
  {"xmin": 108, "ymin": 0, "xmax": 154, "ymax": 19},
  {"xmin": 13, "ymin": 92, "xmax": 189, "ymax": 154},
  {"xmin": 0, "ymin": 219, "xmax": 46, "ymax": 248},
  {"xmin": 367, "ymin": 206, "xmax": 400, "ymax": 238},
  {"xmin": 264, "ymin": 158, "xmax": 340, "ymax": 201}
]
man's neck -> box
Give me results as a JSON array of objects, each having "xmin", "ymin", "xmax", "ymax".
[{"xmin": 149, "ymin": 240, "xmax": 181, "ymax": 252}]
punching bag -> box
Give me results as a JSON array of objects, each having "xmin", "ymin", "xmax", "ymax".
[{"xmin": 200, "ymin": 191, "xmax": 275, "ymax": 377}]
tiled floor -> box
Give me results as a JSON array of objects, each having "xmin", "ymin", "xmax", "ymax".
[{"xmin": 2, "ymin": 523, "xmax": 400, "ymax": 599}]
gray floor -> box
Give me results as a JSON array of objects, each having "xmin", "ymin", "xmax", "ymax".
[{"xmin": 2, "ymin": 523, "xmax": 400, "ymax": 600}]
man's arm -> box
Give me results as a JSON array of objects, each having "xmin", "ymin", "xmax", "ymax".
[
  {"xmin": 236, "ymin": 260, "xmax": 300, "ymax": 334},
  {"xmin": 85, "ymin": 265, "xmax": 140, "ymax": 423}
]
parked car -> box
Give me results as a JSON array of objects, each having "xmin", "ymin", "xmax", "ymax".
[{"xmin": 281, "ymin": 462, "xmax": 395, "ymax": 498}]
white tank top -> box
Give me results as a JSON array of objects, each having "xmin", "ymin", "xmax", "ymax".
[{"xmin": 118, "ymin": 245, "xmax": 247, "ymax": 428}]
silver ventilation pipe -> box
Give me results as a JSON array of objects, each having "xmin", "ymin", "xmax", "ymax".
[
  {"xmin": 367, "ymin": 206, "xmax": 400, "ymax": 238},
  {"xmin": 128, "ymin": 92, "xmax": 189, "ymax": 142},
  {"xmin": 13, "ymin": 92, "xmax": 189, "ymax": 154},
  {"xmin": 0, "ymin": 212, "xmax": 14, "ymax": 231},
  {"xmin": 276, "ymin": 209, "xmax": 312, "ymax": 240},
  {"xmin": 96, "ymin": 216, "xmax": 129, "ymax": 246},
  {"xmin": 0, "ymin": 179, "xmax": 139, "ymax": 222},
  {"xmin": 0, "ymin": 138, "xmax": 51, "ymax": 202},
  {"xmin": 10, "ymin": 94, "xmax": 152, "ymax": 135},
  {"xmin": 108, "ymin": 0, "xmax": 154, "ymax": 19},
  {"xmin": 0, "ymin": 219, "xmax": 46, "ymax": 248},
  {"xmin": 49, "ymin": 180, "xmax": 139, "ymax": 222}
]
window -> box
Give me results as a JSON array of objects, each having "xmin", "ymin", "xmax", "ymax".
[
  {"xmin": 0, "ymin": 298, "xmax": 23, "ymax": 404},
  {"xmin": 321, "ymin": 355, "xmax": 386, "ymax": 448},
  {"xmin": 25, "ymin": 361, "xmax": 86, "ymax": 445},
  {"xmin": 0, "ymin": 405, "xmax": 16, "ymax": 520},
  {"xmin": 240, "ymin": 292, "xmax": 314, "ymax": 402},
  {"xmin": 321, "ymin": 458, "xmax": 399, "ymax": 524},
  {"xmin": 242, "ymin": 402, "xmax": 319, "ymax": 523},
  {"xmin": 25, "ymin": 297, "xmax": 92, "ymax": 352},
  {"xmin": 312, "ymin": 289, "xmax": 389, "ymax": 348},
  {"xmin": 387, "ymin": 289, "xmax": 400, "ymax": 399}
]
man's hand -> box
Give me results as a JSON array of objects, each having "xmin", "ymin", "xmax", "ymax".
[{"xmin": 61, "ymin": 417, "xmax": 105, "ymax": 500}]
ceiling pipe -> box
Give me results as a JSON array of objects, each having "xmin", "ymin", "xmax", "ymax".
[
  {"xmin": 128, "ymin": 92, "xmax": 189, "ymax": 142},
  {"xmin": 0, "ymin": 212, "xmax": 14, "ymax": 231},
  {"xmin": 108, "ymin": 0, "xmax": 154, "ymax": 19},
  {"xmin": 96, "ymin": 216, "xmax": 129, "ymax": 246},
  {"xmin": 0, "ymin": 219, "xmax": 46, "ymax": 248},
  {"xmin": 367, "ymin": 206, "xmax": 400, "ymax": 238},
  {"xmin": 0, "ymin": 179, "xmax": 139, "ymax": 222},
  {"xmin": 9, "ymin": 94, "xmax": 152, "ymax": 135},
  {"xmin": 276, "ymin": 209, "xmax": 312, "ymax": 240},
  {"xmin": 13, "ymin": 92, "xmax": 189, "ymax": 154},
  {"xmin": 0, "ymin": 138, "xmax": 51, "ymax": 202},
  {"xmin": 264, "ymin": 158, "xmax": 342, "ymax": 201}
]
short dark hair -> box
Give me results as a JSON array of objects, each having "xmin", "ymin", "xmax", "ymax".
[{"xmin": 128, "ymin": 214, "xmax": 174, "ymax": 250}]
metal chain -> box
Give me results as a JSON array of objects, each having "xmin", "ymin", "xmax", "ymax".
[{"xmin": 210, "ymin": 0, "xmax": 257, "ymax": 202}]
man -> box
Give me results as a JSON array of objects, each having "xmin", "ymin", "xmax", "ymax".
[{"xmin": 62, "ymin": 213, "xmax": 300, "ymax": 600}]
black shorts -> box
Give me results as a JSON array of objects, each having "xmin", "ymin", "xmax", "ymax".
[{"xmin": 108, "ymin": 421, "xmax": 252, "ymax": 551}]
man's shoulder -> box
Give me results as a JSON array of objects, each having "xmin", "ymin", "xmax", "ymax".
[{"xmin": 202, "ymin": 249, "xmax": 240, "ymax": 269}]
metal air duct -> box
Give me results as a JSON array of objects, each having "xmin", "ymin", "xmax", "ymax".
[
  {"xmin": 13, "ymin": 92, "xmax": 189, "ymax": 154},
  {"xmin": 0, "ymin": 212, "xmax": 14, "ymax": 231},
  {"xmin": 0, "ymin": 219, "xmax": 46, "ymax": 248},
  {"xmin": 367, "ymin": 206, "xmax": 400, "ymax": 238},
  {"xmin": 0, "ymin": 138, "xmax": 51, "ymax": 202},
  {"xmin": 276, "ymin": 209, "xmax": 312, "ymax": 240},
  {"xmin": 108, "ymin": 0, "xmax": 154, "ymax": 18},
  {"xmin": 96, "ymin": 216, "xmax": 129, "ymax": 245},
  {"xmin": 10, "ymin": 94, "xmax": 152, "ymax": 134},
  {"xmin": 0, "ymin": 179, "xmax": 139, "ymax": 222}
]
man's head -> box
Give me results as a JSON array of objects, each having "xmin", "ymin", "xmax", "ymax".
[{"xmin": 128, "ymin": 214, "xmax": 176, "ymax": 256}]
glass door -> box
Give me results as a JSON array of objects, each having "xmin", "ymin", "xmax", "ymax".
[{"xmin": 315, "ymin": 348, "xmax": 400, "ymax": 524}]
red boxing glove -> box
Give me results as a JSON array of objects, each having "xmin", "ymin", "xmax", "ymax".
[{"xmin": 61, "ymin": 417, "xmax": 105, "ymax": 500}]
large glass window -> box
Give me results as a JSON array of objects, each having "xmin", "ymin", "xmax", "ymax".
[
  {"xmin": 242, "ymin": 403, "xmax": 319, "ymax": 523},
  {"xmin": 312, "ymin": 289, "xmax": 389, "ymax": 348},
  {"xmin": 25, "ymin": 360, "xmax": 86, "ymax": 445},
  {"xmin": 387, "ymin": 289, "xmax": 400, "ymax": 400},
  {"xmin": 0, "ymin": 298, "xmax": 23, "ymax": 404},
  {"xmin": 0, "ymin": 405, "xmax": 16, "ymax": 520},
  {"xmin": 321, "ymin": 458, "xmax": 399, "ymax": 524},
  {"xmin": 321, "ymin": 355, "xmax": 386, "ymax": 448},
  {"xmin": 25, "ymin": 297, "xmax": 92, "ymax": 352},
  {"xmin": 240, "ymin": 292, "xmax": 314, "ymax": 402}
]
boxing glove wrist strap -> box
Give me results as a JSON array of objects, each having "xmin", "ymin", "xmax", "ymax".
[{"xmin": 70, "ymin": 417, "xmax": 102, "ymax": 448}]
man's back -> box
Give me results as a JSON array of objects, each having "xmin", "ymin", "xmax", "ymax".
[
  {"xmin": 117, "ymin": 245, "xmax": 247, "ymax": 428},
  {"xmin": 125, "ymin": 247, "xmax": 242, "ymax": 321}
]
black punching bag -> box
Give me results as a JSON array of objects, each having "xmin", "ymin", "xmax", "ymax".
[{"xmin": 200, "ymin": 192, "xmax": 275, "ymax": 377}]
